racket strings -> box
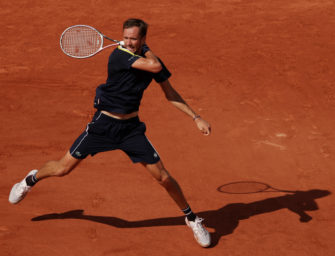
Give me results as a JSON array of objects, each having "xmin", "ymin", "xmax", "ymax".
[
  {"xmin": 218, "ymin": 182, "xmax": 270, "ymax": 194},
  {"xmin": 61, "ymin": 27, "xmax": 102, "ymax": 57}
]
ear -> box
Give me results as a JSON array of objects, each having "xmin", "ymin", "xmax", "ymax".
[{"xmin": 141, "ymin": 35, "xmax": 146, "ymax": 44}]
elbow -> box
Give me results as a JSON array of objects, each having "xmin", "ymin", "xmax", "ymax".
[
  {"xmin": 151, "ymin": 62, "xmax": 162, "ymax": 73},
  {"xmin": 146, "ymin": 58, "xmax": 162, "ymax": 73}
]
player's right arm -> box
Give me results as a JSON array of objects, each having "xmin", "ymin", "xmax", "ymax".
[{"xmin": 131, "ymin": 48, "xmax": 162, "ymax": 73}]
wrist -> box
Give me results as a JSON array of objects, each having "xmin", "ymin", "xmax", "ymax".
[{"xmin": 193, "ymin": 115, "xmax": 201, "ymax": 121}]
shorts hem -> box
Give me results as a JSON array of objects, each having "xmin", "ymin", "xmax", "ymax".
[
  {"xmin": 70, "ymin": 152, "xmax": 88, "ymax": 159},
  {"xmin": 132, "ymin": 157, "xmax": 160, "ymax": 165}
]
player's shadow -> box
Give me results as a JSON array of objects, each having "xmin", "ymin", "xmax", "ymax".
[{"xmin": 32, "ymin": 189, "xmax": 330, "ymax": 247}]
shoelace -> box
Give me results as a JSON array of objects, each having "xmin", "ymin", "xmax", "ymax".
[{"xmin": 193, "ymin": 218, "xmax": 206, "ymax": 236}]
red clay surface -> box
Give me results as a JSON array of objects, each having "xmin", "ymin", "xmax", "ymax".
[{"xmin": 1, "ymin": 0, "xmax": 335, "ymax": 255}]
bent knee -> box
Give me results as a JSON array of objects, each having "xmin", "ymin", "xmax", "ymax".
[{"xmin": 159, "ymin": 174, "xmax": 174, "ymax": 187}]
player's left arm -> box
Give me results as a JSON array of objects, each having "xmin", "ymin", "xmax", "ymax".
[{"xmin": 159, "ymin": 79, "xmax": 211, "ymax": 136}]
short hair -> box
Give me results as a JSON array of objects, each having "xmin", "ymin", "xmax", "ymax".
[{"xmin": 123, "ymin": 18, "xmax": 148, "ymax": 38}]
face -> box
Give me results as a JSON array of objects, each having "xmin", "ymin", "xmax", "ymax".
[{"xmin": 123, "ymin": 26, "xmax": 145, "ymax": 54}]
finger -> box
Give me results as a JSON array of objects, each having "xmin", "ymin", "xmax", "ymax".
[{"xmin": 202, "ymin": 128, "xmax": 210, "ymax": 136}]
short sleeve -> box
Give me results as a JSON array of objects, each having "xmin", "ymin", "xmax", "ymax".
[
  {"xmin": 153, "ymin": 58, "xmax": 172, "ymax": 83},
  {"xmin": 109, "ymin": 47, "xmax": 141, "ymax": 71}
]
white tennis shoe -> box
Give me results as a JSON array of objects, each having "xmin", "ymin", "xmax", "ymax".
[
  {"xmin": 9, "ymin": 170, "xmax": 38, "ymax": 204},
  {"xmin": 185, "ymin": 216, "xmax": 211, "ymax": 247}
]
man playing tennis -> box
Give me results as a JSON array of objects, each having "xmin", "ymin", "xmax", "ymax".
[{"xmin": 9, "ymin": 18, "xmax": 211, "ymax": 247}]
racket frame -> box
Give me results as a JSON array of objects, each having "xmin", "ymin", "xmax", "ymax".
[
  {"xmin": 217, "ymin": 181, "xmax": 296, "ymax": 194},
  {"xmin": 60, "ymin": 24, "xmax": 124, "ymax": 58}
]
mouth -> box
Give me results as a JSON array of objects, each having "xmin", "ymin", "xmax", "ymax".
[{"xmin": 125, "ymin": 46, "xmax": 135, "ymax": 52}]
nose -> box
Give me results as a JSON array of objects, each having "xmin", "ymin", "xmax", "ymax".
[{"xmin": 124, "ymin": 39, "xmax": 131, "ymax": 46}]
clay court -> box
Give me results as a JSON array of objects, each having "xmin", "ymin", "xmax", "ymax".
[{"xmin": 1, "ymin": 0, "xmax": 334, "ymax": 255}]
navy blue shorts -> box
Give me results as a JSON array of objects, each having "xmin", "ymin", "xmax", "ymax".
[{"xmin": 69, "ymin": 111, "xmax": 160, "ymax": 164}]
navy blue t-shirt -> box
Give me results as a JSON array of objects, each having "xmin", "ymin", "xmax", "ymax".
[{"xmin": 94, "ymin": 46, "xmax": 171, "ymax": 114}]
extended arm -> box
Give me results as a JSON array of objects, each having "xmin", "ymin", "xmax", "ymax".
[{"xmin": 159, "ymin": 80, "xmax": 211, "ymax": 136}]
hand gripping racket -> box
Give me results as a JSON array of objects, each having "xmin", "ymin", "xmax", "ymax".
[{"xmin": 60, "ymin": 25, "xmax": 124, "ymax": 58}]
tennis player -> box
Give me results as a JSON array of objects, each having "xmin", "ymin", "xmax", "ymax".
[{"xmin": 9, "ymin": 18, "xmax": 211, "ymax": 247}]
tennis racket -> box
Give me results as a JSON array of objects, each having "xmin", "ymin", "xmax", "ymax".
[
  {"xmin": 217, "ymin": 181, "xmax": 297, "ymax": 194},
  {"xmin": 60, "ymin": 25, "xmax": 124, "ymax": 58}
]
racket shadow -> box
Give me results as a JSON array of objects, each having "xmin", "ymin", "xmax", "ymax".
[{"xmin": 31, "ymin": 189, "xmax": 331, "ymax": 247}]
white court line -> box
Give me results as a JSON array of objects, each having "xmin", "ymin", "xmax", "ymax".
[{"xmin": 256, "ymin": 140, "xmax": 287, "ymax": 150}]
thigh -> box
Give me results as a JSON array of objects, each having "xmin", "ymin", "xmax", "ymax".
[
  {"xmin": 69, "ymin": 112, "xmax": 118, "ymax": 159},
  {"xmin": 60, "ymin": 150, "xmax": 82, "ymax": 170},
  {"xmin": 120, "ymin": 133, "xmax": 160, "ymax": 164}
]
